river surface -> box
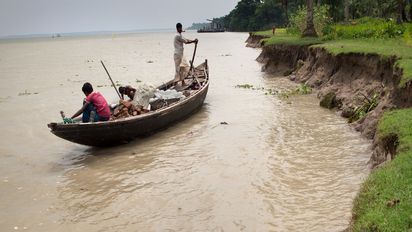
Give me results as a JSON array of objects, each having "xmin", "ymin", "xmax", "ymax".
[{"xmin": 0, "ymin": 31, "xmax": 371, "ymax": 231}]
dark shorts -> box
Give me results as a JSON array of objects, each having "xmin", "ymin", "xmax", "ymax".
[{"xmin": 82, "ymin": 103, "xmax": 110, "ymax": 122}]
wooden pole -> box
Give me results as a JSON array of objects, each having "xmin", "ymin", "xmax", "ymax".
[
  {"xmin": 100, "ymin": 60, "xmax": 122, "ymax": 99},
  {"xmin": 189, "ymin": 42, "xmax": 198, "ymax": 74}
]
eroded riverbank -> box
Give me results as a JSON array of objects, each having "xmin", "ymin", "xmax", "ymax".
[{"xmin": 247, "ymin": 34, "xmax": 412, "ymax": 168}]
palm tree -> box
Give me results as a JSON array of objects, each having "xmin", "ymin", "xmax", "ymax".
[
  {"xmin": 410, "ymin": 0, "xmax": 412, "ymax": 21},
  {"xmin": 281, "ymin": 0, "xmax": 289, "ymax": 24},
  {"xmin": 397, "ymin": 0, "xmax": 405, "ymax": 23},
  {"xmin": 302, "ymin": 0, "xmax": 318, "ymax": 37},
  {"xmin": 344, "ymin": 0, "xmax": 350, "ymax": 22}
]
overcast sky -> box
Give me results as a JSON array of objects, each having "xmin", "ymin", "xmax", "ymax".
[{"xmin": 0, "ymin": 0, "xmax": 239, "ymax": 37}]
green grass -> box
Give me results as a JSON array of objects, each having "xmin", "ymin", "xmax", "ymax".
[
  {"xmin": 352, "ymin": 109, "xmax": 412, "ymax": 231},
  {"xmin": 254, "ymin": 28, "xmax": 412, "ymax": 86},
  {"xmin": 253, "ymin": 28, "xmax": 287, "ymax": 37},
  {"xmin": 254, "ymin": 28, "xmax": 322, "ymax": 46},
  {"xmin": 405, "ymin": 24, "xmax": 412, "ymax": 46},
  {"xmin": 313, "ymin": 39, "xmax": 412, "ymax": 87}
]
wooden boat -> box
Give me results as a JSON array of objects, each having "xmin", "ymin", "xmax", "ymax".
[{"xmin": 47, "ymin": 60, "xmax": 209, "ymax": 147}]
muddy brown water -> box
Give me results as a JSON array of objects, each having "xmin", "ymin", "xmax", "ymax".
[{"xmin": 0, "ymin": 32, "xmax": 371, "ymax": 231}]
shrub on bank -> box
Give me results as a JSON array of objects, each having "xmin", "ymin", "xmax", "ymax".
[
  {"xmin": 287, "ymin": 5, "xmax": 332, "ymax": 37},
  {"xmin": 323, "ymin": 17, "xmax": 406, "ymax": 40}
]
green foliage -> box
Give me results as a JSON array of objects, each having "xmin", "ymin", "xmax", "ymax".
[
  {"xmin": 350, "ymin": 0, "xmax": 398, "ymax": 19},
  {"xmin": 223, "ymin": 0, "xmax": 285, "ymax": 32},
  {"xmin": 324, "ymin": 17, "xmax": 406, "ymax": 40},
  {"xmin": 348, "ymin": 92, "xmax": 379, "ymax": 123},
  {"xmin": 352, "ymin": 108, "xmax": 412, "ymax": 231},
  {"xmin": 287, "ymin": 5, "xmax": 332, "ymax": 36},
  {"xmin": 216, "ymin": 0, "xmax": 412, "ymax": 32},
  {"xmin": 254, "ymin": 0, "xmax": 286, "ymax": 30},
  {"xmin": 397, "ymin": 58, "xmax": 412, "ymax": 87},
  {"xmin": 404, "ymin": 23, "xmax": 412, "ymax": 46}
]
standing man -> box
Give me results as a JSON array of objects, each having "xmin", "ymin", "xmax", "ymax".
[{"xmin": 174, "ymin": 22, "xmax": 198, "ymax": 85}]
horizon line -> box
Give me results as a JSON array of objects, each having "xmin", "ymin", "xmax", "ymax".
[{"xmin": 0, "ymin": 27, "xmax": 189, "ymax": 40}]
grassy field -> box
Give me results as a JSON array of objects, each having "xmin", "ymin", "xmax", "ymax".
[
  {"xmin": 255, "ymin": 29, "xmax": 322, "ymax": 46},
  {"xmin": 251, "ymin": 29, "xmax": 412, "ymax": 231}
]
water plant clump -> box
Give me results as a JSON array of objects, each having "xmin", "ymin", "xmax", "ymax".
[
  {"xmin": 235, "ymin": 84, "xmax": 254, "ymax": 89},
  {"xmin": 280, "ymin": 84, "xmax": 312, "ymax": 99},
  {"xmin": 236, "ymin": 83, "xmax": 280, "ymax": 95},
  {"xmin": 295, "ymin": 83, "xmax": 312, "ymax": 94},
  {"xmin": 349, "ymin": 92, "xmax": 379, "ymax": 123}
]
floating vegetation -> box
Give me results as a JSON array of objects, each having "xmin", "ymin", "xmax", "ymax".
[
  {"xmin": 280, "ymin": 84, "xmax": 312, "ymax": 98},
  {"xmin": 18, "ymin": 90, "xmax": 32, "ymax": 96},
  {"xmin": 236, "ymin": 83, "xmax": 278, "ymax": 95},
  {"xmin": 0, "ymin": 96, "xmax": 11, "ymax": 103},
  {"xmin": 235, "ymin": 84, "xmax": 254, "ymax": 89},
  {"xmin": 136, "ymin": 79, "xmax": 142, "ymax": 83},
  {"xmin": 236, "ymin": 83, "xmax": 312, "ymax": 98},
  {"xmin": 17, "ymin": 90, "xmax": 39, "ymax": 96},
  {"xmin": 349, "ymin": 92, "xmax": 379, "ymax": 123},
  {"xmin": 264, "ymin": 88, "xmax": 278, "ymax": 95},
  {"xmin": 295, "ymin": 84, "xmax": 312, "ymax": 94}
]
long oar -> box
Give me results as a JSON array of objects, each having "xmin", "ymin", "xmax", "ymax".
[
  {"xmin": 100, "ymin": 60, "xmax": 123, "ymax": 100},
  {"xmin": 189, "ymin": 42, "xmax": 198, "ymax": 74}
]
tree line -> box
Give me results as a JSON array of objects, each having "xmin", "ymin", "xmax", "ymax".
[{"xmin": 218, "ymin": 0, "xmax": 412, "ymax": 33}]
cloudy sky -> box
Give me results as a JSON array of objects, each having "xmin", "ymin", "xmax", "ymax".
[{"xmin": 0, "ymin": 0, "xmax": 239, "ymax": 37}]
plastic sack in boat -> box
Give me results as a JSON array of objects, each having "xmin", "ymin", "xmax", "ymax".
[{"xmin": 131, "ymin": 83, "xmax": 156, "ymax": 110}]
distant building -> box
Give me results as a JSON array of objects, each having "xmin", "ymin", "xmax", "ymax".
[{"xmin": 197, "ymin": 19, "xmax": 225, "ymax": 33}]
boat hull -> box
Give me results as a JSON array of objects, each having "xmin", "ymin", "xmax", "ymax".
[
  {"xmin": 48, "ymin": 83, "xmax": 208, "ymax": 146},
  {"xmin": 48, "ymin": 61, "xmax": 209, "ymax": 147}
]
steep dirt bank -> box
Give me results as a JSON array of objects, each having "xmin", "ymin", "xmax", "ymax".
[
  {"xmin": 245, "ymin": 33, "xmax": 268, "ymax": 48},
  {"xmin": 247, "ymin": 36, "xmax": 412, "ymax": 168}
]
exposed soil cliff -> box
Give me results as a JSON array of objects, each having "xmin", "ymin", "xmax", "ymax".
[
  {"xmin": 247, "ymin": 36, "xmax": 412, "ymax": 168},
  {"xmin": 245, "ymin": 33, "xmax": 268, "ymax": 48}
]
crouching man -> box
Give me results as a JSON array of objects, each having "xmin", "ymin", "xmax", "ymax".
[{"xmin": 71, "ymin": 82, "xmax": 111, "ymax": 122}]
